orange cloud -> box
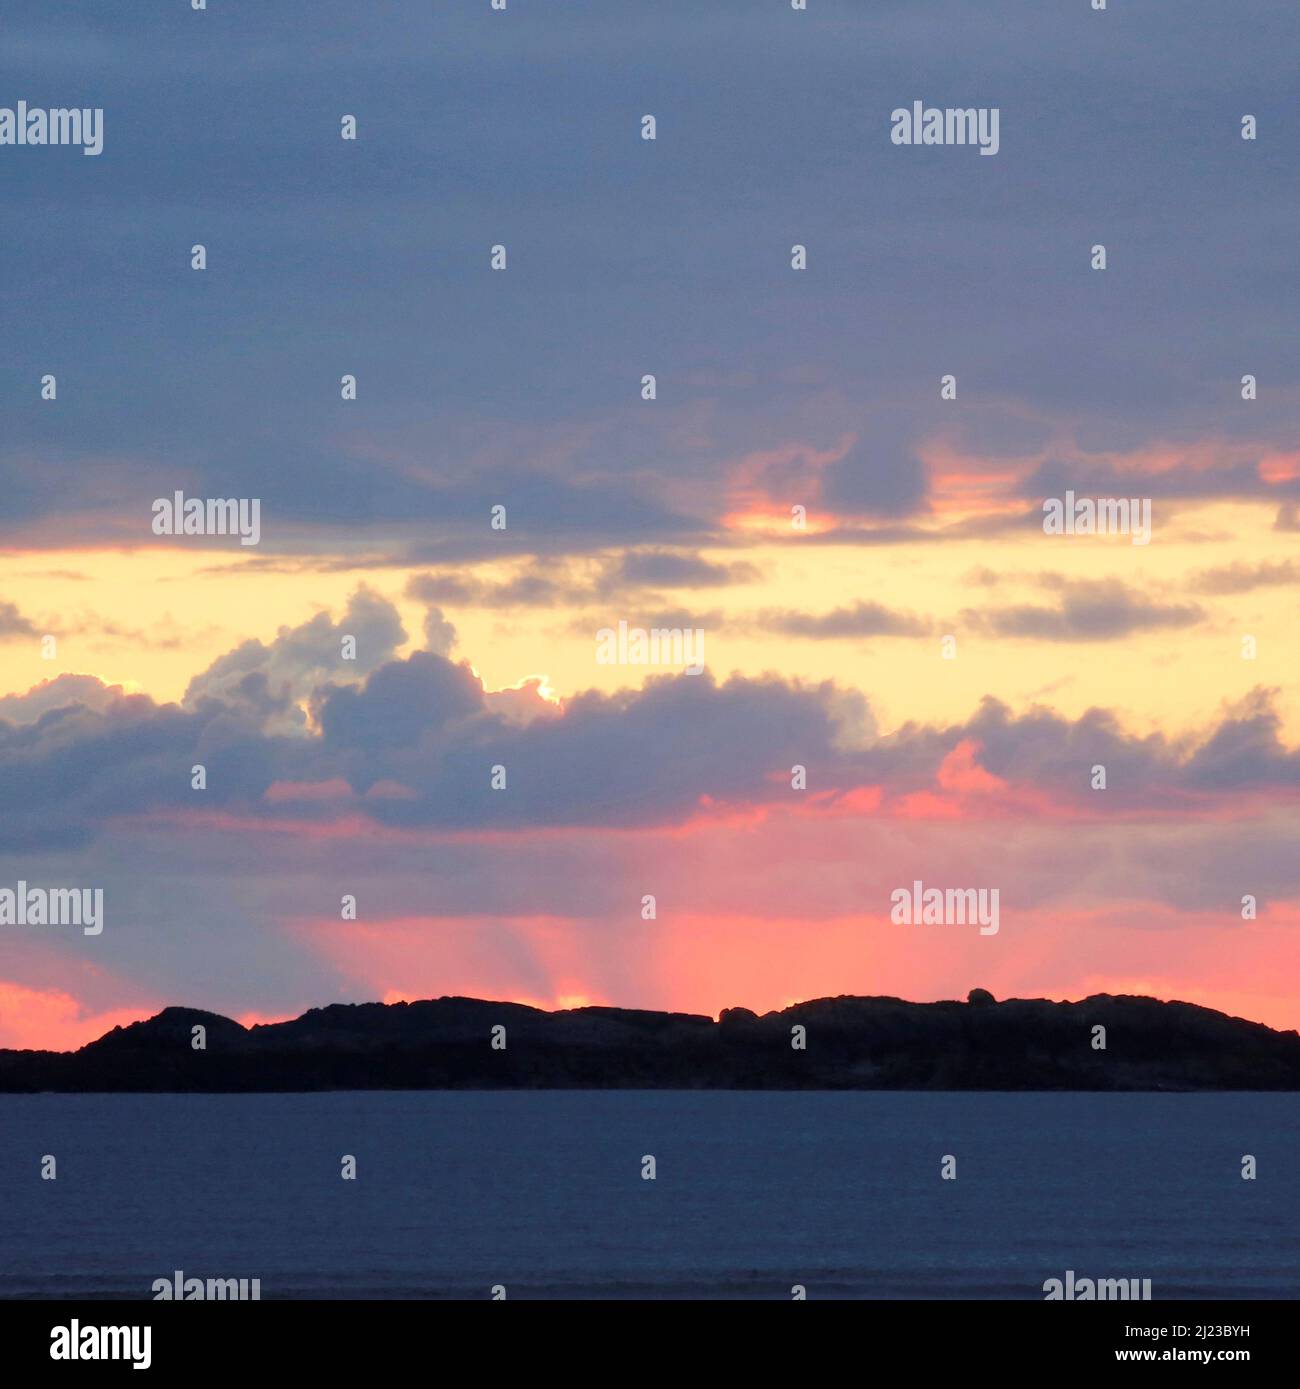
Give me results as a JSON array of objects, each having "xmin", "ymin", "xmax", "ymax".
[{"xmin": 0, "ymin": 980, "xmax": 158, "ymax": 1052}]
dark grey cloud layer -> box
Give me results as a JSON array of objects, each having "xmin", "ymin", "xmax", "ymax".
[{"xmin": 2, "ymin": 1, "xmax": 1296, "ymax": 557}]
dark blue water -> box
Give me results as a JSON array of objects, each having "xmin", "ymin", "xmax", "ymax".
[{"xmin": 1, "ymin": 1091, "xmax": 1296, "ymax": 1298}]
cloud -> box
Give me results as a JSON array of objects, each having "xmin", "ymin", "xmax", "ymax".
[
  {"xmin": 758, "ymin": 602, "xmax": 931, "ymax": 639},
  {"xmin": 1024, "ymin": 454, "xmax": 1299, "ymax": 506},
  {"xmin": 2, "ymin": 590, "xmax": 1298, "ymax": 856},
  {"xmin": 183, "ymin": 587, "xmax": 407, "ymax": 734},
  {"xmin": 1190, "ymin": 560, "xmax": 1300, "ymax": 594},
  {"xmin": 0, "ymin": 601, "xmax": 39, "ymax": 641},
  {"xmin": 314, "ymin": 651, "xmax": 483, "ymax": 756},
  {"xmin": 0, "ymin": 979, "xmax": 156, "ymax": 1052},
  {"xmin": 1182, "ymin": 689, "xmax": 1300, "ymax": 791},
  {"xmin": 0, "ymin": 674, "xmax": 128, "ymax": 725},
  {"xmin": 421, "ymin": 605, "xmax": 457, "ymax": 657},
  {"xmin": 0, "ymin": 591, "xmax": 874, "ymax": 846},
  {"xmin": 405, "ymin": 567, "xmax": 578, "ymax": 610},
  {"xmin": 607, "ymin": 551, "xmax": 758, "ymax": 590},
  {"xmin": 818, "ymin": 432, "xmax": 930, "ymax": 519},
  {"xmin": 2, "ymin": 0, "xmax": 1298, "ymax": 570},
  {"xmin": 962, "ymin": 578, "xmax": 1204, "ymax": 642},
  {"xmin": 405, "ymin": 550, "xmax": 759, "ymax": 616}
]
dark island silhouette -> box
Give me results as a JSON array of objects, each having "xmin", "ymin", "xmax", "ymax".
[{"xmin": 2, "ymin": 989, "xmax": 1298, "ymax": 1091}]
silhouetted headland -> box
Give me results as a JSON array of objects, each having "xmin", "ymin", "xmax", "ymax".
[{"xmin": 2, "ymin": 990, "xmax": 1297, "ymax": 1092}]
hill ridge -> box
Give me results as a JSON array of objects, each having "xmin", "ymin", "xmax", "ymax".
[{"xmin": 1, "ymin": 989, "xmax": 1296, "ymax": 1092}]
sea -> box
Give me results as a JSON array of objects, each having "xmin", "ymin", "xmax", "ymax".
[{"xmin": 1, "ymin": 1090, "xmax": 1296, "ymax": 1299}]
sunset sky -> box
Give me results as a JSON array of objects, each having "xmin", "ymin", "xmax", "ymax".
[{"xmin": 2, "ymin": 1, "xmax": 1298, "ymax": 1049}]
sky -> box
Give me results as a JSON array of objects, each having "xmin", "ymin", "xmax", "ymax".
[{"xmin": 1, "ymin": 0, "xmax": 1298, "ymax": 1049}]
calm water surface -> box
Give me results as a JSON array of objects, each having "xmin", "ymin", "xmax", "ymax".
[{"xmin": 1, "ymin": 1091, "xmax": 1296, "ymax": 1298}]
